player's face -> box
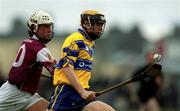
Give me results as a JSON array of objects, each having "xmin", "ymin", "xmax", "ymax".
[
  {"xmin": 36, "ymin": 24, "xmax": 53, "ymax": 41},
  {"xmin": 87, "ymin": 22, "xmax": 105, "ymax": 36},
  {"xmin": 93, "ymin": 23, "xmax": 105, "ymax": 36}
]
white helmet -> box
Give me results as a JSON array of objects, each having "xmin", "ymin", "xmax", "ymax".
[{"xmin": 27, "ymin": 11, "xmax": 53, "ymax": 33}]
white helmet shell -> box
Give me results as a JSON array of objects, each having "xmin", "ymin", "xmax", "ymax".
[{"xmin": 28, "ymin": 11, "xmax": 53, "ymax": 33}]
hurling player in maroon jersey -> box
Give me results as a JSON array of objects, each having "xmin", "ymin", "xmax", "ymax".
[{"xmin": 0, "ymin": 11, "xmax": 56, "ymax": 111}]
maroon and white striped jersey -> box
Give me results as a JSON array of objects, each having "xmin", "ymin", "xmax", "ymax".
[{"xmin": 8, "ymin": 36, "xmax": 55, "ymax": 95}]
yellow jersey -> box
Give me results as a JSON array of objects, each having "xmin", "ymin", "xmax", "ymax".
[{"xmin": 53, "ymin": 29, "xmax": 95, "ymax": 88}]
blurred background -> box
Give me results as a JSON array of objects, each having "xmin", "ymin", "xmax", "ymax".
[{"xmin": 0, "ymin": 0, "xmax": 180, "ymax": 111}]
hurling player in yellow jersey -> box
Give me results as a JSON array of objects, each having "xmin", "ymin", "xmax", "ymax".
[{"xmin": 48, "ymin": 10, "xmax": 115, "ymax": 111}]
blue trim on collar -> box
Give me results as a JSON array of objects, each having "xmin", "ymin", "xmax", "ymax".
[{"xmin": 78, "ymin": 28, "xmax": 89, "ymax": 40}]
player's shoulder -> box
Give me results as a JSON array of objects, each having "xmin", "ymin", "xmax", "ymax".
[
  {"xmin": 63, "ymin": 31, "xmax": 84, "ymax": 46},
  {"xmin": 22, "ymin": 38, "xmax": 46, "ymax": 51},
  {"xmin": 66, "ymin": 31, "xmax": 84, "ymax": 42}
]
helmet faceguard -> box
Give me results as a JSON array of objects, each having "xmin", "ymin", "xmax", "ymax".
[
  {"xmin": 81, "ymin": 10, "xmax": 106, "ymax": 41},
  {"xmin": 27, "ymin": 11, "xmax": 54, "ymax": 43}
]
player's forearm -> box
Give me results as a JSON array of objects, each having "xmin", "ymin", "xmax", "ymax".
[{"xmin": 63, "ymin": 66, "xmax": 85, "ymax": 95}]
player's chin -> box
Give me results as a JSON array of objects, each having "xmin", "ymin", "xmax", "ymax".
[
  {"xmin": 43, "ymin": 36, "xmax": 52, "ymax": 43},
  {"xmin": 95, "ymin": 32, "xmax": 102, "ymax": 36},
  {"xmin": 46, "ymin": 34, "xmax": 53, "ymax": 40}
]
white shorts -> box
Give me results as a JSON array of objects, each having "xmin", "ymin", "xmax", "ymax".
[{"xmin": 0, "ymin": 81, "xmax": 44, "ymax": 111}]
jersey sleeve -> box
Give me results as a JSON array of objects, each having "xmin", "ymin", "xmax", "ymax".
[
  {"xmin": 56, "ymin": 41, "xmax": 79, "ymax": 69},
  {"xmin": 36, "ymin": 47, "xmax": 55, "ymax": 74}
]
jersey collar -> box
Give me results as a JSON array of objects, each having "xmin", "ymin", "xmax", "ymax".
[
  {"xmin": 78, "ymin": 28, "xmax": 92, "ymax": 42},
  {"xmin": 32, "ymin": 35, "xmax": 39, "ymax": 40}
]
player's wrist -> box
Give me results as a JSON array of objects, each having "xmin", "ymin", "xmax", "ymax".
[{"xmin": 78, "ymin": 88, "xmax": 86, "ymax": 95}]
